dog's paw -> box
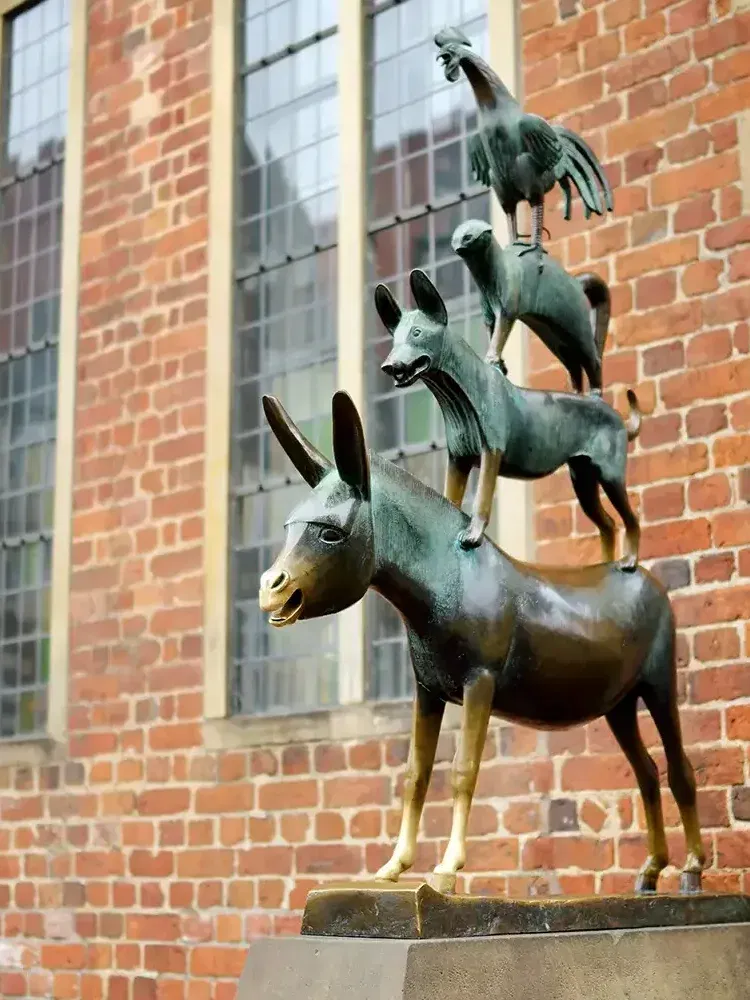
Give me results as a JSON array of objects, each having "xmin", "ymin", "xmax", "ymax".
[{"xmin": 458, "ymin": 521, "xmax": 485, "ymax": 549}]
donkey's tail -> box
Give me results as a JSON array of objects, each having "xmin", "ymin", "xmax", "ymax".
[
  {"xmin": 577, "ymin": 272, "xmax": 611, "ymax": 361},
  {"xmin": 625, "ymin": 389, "xmax": 641, "ymax": 442}
]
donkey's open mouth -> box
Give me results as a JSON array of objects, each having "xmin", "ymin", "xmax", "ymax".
[{"xmin": 268, "ymin": 588, "xmax": 304, "ymax": 627}]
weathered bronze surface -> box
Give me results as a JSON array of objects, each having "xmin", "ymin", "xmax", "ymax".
[
  {"xmin": 451, "ymin": 219, "xmax": 609, "ymax": 392},
  {"xmin": 378, "ymin": 270, "xmax": 641, "ymax": 562},
  {"xmin": 301, "ymin": 882, "xmax": 750, "ymax": 939},
  {"xmin": 435, "ymin": 26, "xmax": 613, "ymax": 267},
  {"xmin": 258, "ymin": 392, "xmax": 705, "ymax": 896},
  {"xmin": 240, "ymin": 924, "xmax": 750, "ymax": 1000}
]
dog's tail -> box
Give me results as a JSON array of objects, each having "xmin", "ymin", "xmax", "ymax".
[
  {"xmin": 625, "ymin": 389, "xmax": 641, "ymax": 441},
  {"xmin": 577, "ymin": 272, "xmax": 611, "ymax": 361}
]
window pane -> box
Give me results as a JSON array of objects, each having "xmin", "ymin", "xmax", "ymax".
[
  {"xmin": 365, "ymin": 0, "xmax": 488, "ymax": 700},
  {"xmin": 0, "ymin": 0, "xmax": 68, "ymax": 739},
  {"xmin": 231, "ymin": 6, "xmax": 339, "ymax": 716}
]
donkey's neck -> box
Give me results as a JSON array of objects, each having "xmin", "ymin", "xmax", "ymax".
[{"xmin": 369, "ymin": 455, "xmax": 469, "ymax": 625}]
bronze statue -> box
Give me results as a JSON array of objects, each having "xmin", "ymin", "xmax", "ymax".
[
  {"xmin": 451, "ymin": 219, "xmax": 609, "ymax": 392},
  {"xmin": 435, "ymin": 27, "xmax": 613, "ymax": 268},
  {"xmin": 378, "ymin": 270, "xmax": 641, "ymax": 564},
  {"xmin": 258, "ymin": 391, "xmax": 705, "ymax": 896}
]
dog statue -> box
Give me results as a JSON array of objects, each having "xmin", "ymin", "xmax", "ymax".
[{"xmin": 378, "ymin": 269, "xmax": 641, "ymax": 567}]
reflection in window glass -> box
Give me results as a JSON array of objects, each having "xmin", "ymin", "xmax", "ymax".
[
  {"xmin": 0, "ymin": 0, "xmax": 68, "ymax": 738},
  {"xmin": 365, "ymin": 0, "xmax": 489, "ymax": 700},
  {"xmin": 231, "ymin": 1, "xmax": 339, "ymax": 717}
]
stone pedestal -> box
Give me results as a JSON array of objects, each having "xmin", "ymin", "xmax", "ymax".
[{"xmin": 238, "ymin": 884, "xmax": 750, "ymax": 1000}]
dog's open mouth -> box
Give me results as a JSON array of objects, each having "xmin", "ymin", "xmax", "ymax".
[
  {"xmin": 269, "ymin": 588, "xmax": 304, "ymax": 627},
  {"xmin": 392, "ymin": 358, "xmax": 431, "ymax": 387}
]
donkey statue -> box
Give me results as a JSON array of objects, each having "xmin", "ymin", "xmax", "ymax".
[{"xmin": 258, "ymin": 391, "xmax": 705, "ymax": 896}]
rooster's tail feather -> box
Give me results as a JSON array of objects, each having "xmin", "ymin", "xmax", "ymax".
[{"xmin": 554, "ymin": 126, "xmax": 613, "ymax": 219}]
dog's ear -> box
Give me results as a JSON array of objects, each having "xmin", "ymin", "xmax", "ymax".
[
  {"xmin": 410, "ymin": 270, "xmax": 448, "ymax": 327},
  {"xmin": 374, "ymin": 284, "xmax": 402, "ymax": 335}
]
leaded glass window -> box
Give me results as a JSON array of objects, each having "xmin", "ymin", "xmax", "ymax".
[
  {"xmin": 365, "ymin": 0, "xmax": 489, "ymax": 699},
  {"xmin": 231, "ymin": 0, "xmax": 340, "ymax": 715},
  {"xmin": 0, "ymin": 0, "xmax": 68, "ymax": 738}
]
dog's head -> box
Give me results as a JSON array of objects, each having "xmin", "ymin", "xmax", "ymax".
[{"xmin": 376, "ymin": 270, "xmax": 448, "ymax": 388}]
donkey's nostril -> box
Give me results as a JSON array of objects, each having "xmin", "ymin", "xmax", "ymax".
[
  {"xmin": 270, "ymin": 571, "xmax": 289, "ymax": 591},
  {"xmin": 381, "ymin": 361, "xmax": 400, "ymax": 378}
]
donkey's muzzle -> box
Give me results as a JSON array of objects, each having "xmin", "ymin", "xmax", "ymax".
[{"xmin": 259, "ymin": 567, "xmax": 304, "ymax": 627}]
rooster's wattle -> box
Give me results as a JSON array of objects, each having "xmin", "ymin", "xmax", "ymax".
[{"xmin": 435, "ymin": 26, "xmax": 613, "ymax": 268}]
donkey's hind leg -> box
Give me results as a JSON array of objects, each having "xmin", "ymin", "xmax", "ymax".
[
  {"xmin": 606, "ymin": 690, "xmax": 668, "ymax": 892},
  {"xmin": 569, "ymin": 459, "xmax": 616, "ymax": 562},
  {"xmin": 641, "ymin": 659, "xmax": 706, "ymax": 894}
]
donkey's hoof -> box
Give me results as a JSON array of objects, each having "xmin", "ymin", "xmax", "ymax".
[
  {"xmin": 431, "ymin": 870, "xmax": 458, "ymax": 895},
  {"xmin": 634, "ymin": 872, "xmax": 659, "ymax": 894},
  {"xmin": 679, "ymin": 870, "xmax": 702, "ymax": 895}
]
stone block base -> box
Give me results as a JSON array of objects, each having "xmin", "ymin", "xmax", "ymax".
[{"xmin": 240, "ymin": 915, "xmax": 750, "ymax": 1000}]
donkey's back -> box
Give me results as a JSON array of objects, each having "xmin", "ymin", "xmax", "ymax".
[{"xmin": 408, "ymin": 538, "xmax": 672, "ymax": 729}]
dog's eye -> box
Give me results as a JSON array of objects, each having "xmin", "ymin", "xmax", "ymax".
[
  {"xmin": 319, "ymin": 526, "xmax": 344, "ymax": 544},
  {"xmin": 412, "ymin": 328, "xmax": 421, "ymax": 338}
]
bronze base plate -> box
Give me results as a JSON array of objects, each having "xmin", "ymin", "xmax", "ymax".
[{"xmin": 300, "ymin": 880, "xmax": 750, "ymax": 939}]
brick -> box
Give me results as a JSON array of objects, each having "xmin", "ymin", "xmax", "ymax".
[
  {"xmin": 323, "ymin": 776, "xmax": 390, "ymax": 808},
  {"xmin": 690, "ymin": 664, "xmax": 750, "ymax": 702},
  {"xmin": 195, "ymin": 786, "xmax": 254, "ymax": 814},
  {"xmin": 674, "ymin": 193, "xmax": 716, "ymax": 233},
  {"xmin": 616, "ymin": 235, "xmax": 698, "ymax": 280},
  {"xmin": 296, "ymin": 844, "xmax": 363, "ymax": 875},
  {"xmin": 523, "ymin": 835, "xmax": 614, "ymax": 871},
  {"xmin": 688, "ymin": 474, "xmax": 732, "ymax": 513},
  {"xmin": 258, "ymin": 779, "xmax": 318, "ymax": 811},
  {"xmin": 651, "ymin": 153, "xmax": 740, "ymax": 206}
]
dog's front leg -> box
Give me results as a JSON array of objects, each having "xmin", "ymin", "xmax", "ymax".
[
  {"xmin": 458, "ymin": 450, "xmax": 502, "ymax": 549},
  {"xmin": 444, "ymin": 455, "xmax": 470, "ymax": 509}
]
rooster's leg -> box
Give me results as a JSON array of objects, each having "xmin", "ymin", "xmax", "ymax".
[{"xmin": 516, "ymin": 203, "xmax": 549, "ymax": 271}]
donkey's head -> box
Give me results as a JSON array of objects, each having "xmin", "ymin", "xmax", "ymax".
[
  {"xmin": 378, "ymin": 270, "xmax": 449, "ymax": 388},
  {"xmin": 258, "ymin": 391, "xmax": 375, "ymax": 628}
]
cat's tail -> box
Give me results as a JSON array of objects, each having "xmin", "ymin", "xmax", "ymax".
[
  {"xmin": 577, "ymin": 272, "xmax": 611, "ymax": 363},
  {"xmin": 625, "ymin": 389, "xmax": 641, "ymax": 442}
]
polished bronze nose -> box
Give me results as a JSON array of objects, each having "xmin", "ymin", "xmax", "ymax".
[{"xmin": 381, "ymin": 360, "xmax": 404, "ymax": 378}]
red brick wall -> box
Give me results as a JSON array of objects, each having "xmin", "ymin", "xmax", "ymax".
[{"xmin": 1, "ymin": 1, "xmax": 749, "ymax": 998}]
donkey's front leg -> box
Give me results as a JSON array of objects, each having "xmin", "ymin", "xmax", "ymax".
[
  {"xmin": 376, "ymin": 685, "xmax": 445, "ymax": 882},
  {"xmin": 458, "ymin": 450, "xmax": 502, "ymax": 549},
  {"xmin": 433, "ymin": 672, "xmax": 495, "ymax": 894}
]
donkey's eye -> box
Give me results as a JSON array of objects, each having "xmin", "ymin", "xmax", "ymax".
[
  {"xmin": 319, "ymin": 526, "xmax": 345, "ymax": 544},
  {"xmin": 412, "ymin": 328, "xmax": 421, "ymax": 338}
]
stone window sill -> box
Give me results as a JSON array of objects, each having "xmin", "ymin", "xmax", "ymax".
[
  {"xmin": 0, "ymin": 735, "xmax": 62, "ymax": 767},
  {"xmin": 203, "ymin": 699, "xmax": 467, "ymax": 749}
]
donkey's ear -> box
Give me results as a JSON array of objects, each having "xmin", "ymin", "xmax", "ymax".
[
  {"xmin": 374, "ymin": 283, "xmax": 402, "ymax": 335},
  {"xmin": 331, "ymin": 391, "xmax": 370, "ymax": 501},
  {"xmin": 262, "ymin": 395, "xmax": 333, "ymax": 487},
  {"xmin": 410, "ymin": 269, "xmax": 448, "ymax": 327}
]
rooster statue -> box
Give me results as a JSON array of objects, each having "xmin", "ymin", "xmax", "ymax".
[{"xmin": 435, "ymin": 26, "xmax": 613, "ymax": 268}]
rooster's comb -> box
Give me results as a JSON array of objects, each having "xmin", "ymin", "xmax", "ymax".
[{"xmin": 434, "ymin": 26, "xmax": 472, "ymax": 49}]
